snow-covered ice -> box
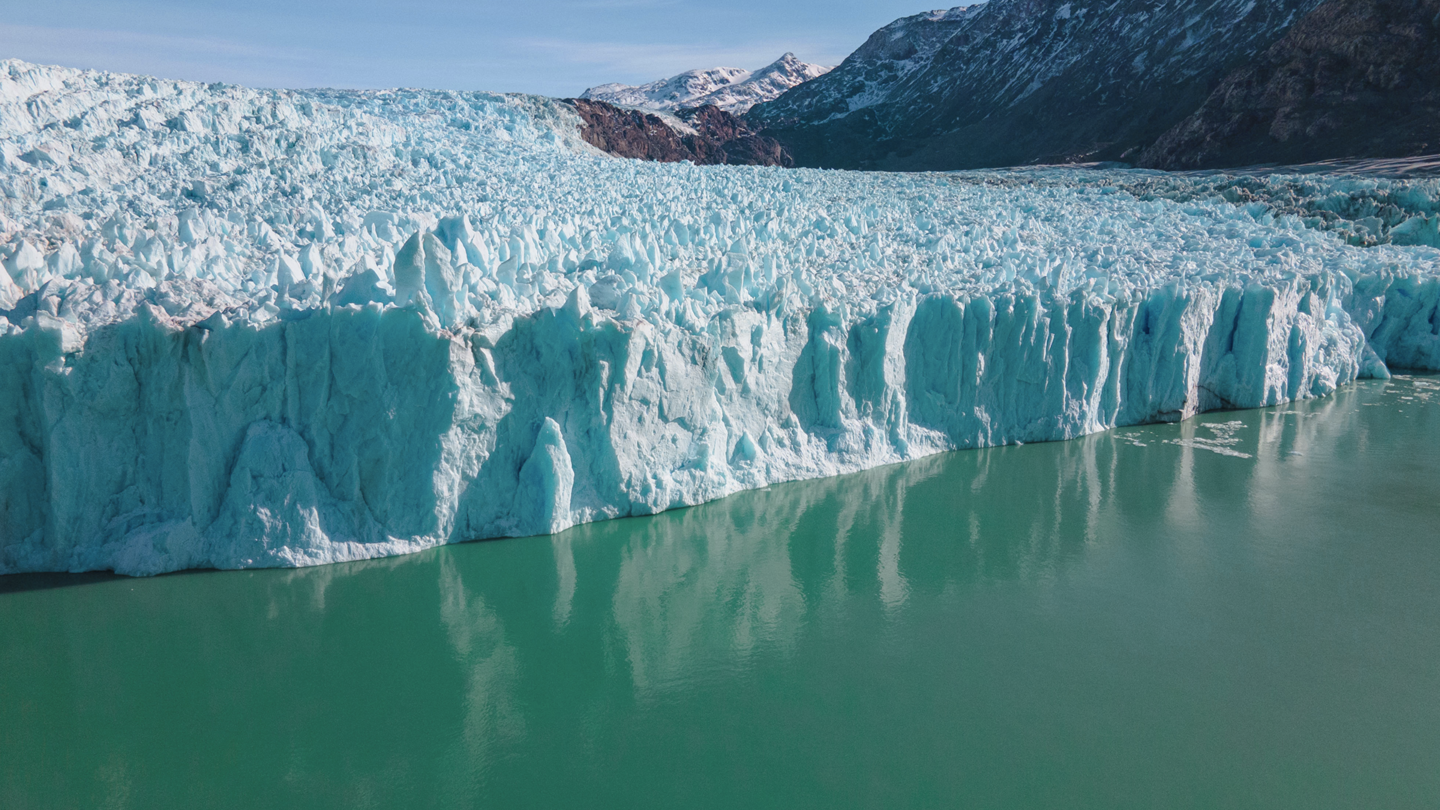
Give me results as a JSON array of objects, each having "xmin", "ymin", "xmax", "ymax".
[{"xmin": 2, "ymin": 59, "xmax": 1438, "ymax": 575}]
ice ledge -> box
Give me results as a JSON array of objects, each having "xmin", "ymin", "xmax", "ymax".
[{"xmin": 4, "ymin": 270, "xmax": 1436, "ymax": 576}]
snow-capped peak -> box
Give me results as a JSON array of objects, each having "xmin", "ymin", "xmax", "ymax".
[{"xmin": 581, "ymin": 53, "xmax": 831, "ymax": 114}]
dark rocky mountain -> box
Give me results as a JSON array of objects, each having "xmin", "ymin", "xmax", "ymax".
[
  {"xmin": 749, "ymin": 0, "xmax": 1327, "ymax": 170},
  {"xmin": 1139, "ymin": 0, "xmax": 1440, "ymax": 169},
  {"xmin": 564, "ymin": 99, "xmax": 792, "ymax": 167}
]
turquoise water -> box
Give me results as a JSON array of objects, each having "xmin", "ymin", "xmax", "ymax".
[{"xmin": 3, "ymin": 376, "xmax": 1439, "ymax": 809}]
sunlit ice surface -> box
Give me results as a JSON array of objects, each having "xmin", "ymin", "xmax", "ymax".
[{"xmin": 2, "ymin": 59, "xmax": 1439, "ymax": 574}]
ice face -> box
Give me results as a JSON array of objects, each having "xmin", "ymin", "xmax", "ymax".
[{"xmin": 2, "ymin": 59, "xmax": 1439, "ymax": 575}]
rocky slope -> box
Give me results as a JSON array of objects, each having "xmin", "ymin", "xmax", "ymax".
[
  {"xmin": 1140, "ymin": 0, "xmax": 1440, "ymax": 170},
  {"xmin": 582, "ymin": 54, "xmax": 831, "ymax": 114},
  {"xmin": 565, "ymin": 99, "xmax": 792, "ymax": 166},
  {"xmin": 750, "ymin": 7, "xmax": 983, "ymax": 130},
  {"xmin": 750, "ymin": 0, "xmax": 1327, "ymax": 170}
]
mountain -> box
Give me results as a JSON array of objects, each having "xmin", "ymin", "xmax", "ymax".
[
  {"xmin": 749, "ymin": 7, "xmax": 984, "ymax": 129},
  {"xmin": 749, "ymin": 0, "xmax": 1327, "ymax": 170},
  {"xmin": 1140, "ymin": 0, "xmax": 1440, "ymax": 169},
  {"xmin": 582, "ymin": 53, "xmax": 831, "ymax": 114}
]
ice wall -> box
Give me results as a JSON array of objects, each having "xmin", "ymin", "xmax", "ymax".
[{"xmin": 2, "ymin": 60, "xmax": 1439, "ymax": 575}]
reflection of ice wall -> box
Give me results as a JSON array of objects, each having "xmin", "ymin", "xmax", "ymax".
[{"xmin": 2, "ymin": 60, "xmax": 1439, "ymax": 575}]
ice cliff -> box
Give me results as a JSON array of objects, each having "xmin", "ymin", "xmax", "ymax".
[{"xmin": 2, "ymin": 60, "xmax": 1439, "ymax": 575}]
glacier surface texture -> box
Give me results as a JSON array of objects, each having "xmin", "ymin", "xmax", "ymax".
[{"xmin": 2, "ymin": 60, "xmax": 1439, "ymax": 575}]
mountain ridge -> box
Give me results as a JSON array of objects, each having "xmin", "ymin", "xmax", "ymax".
[
  {"xmin": 749, "ymin": 0, "xmax": 1329, "ymax": 170},
  {"xmin": 582, "ymin": 53, "xmax": 831, "ymax": 114}
]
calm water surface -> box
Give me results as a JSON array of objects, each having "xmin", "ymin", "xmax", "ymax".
[{"xmin": 3, "ymin": 377, "xmax": 1439, "ymax": 809}]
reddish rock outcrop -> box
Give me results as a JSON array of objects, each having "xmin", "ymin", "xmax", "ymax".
[{"xmin": 565, "ymin": 99, "xmax": 792, "ymax": 167}]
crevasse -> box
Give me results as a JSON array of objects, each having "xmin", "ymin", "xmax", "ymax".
[{"xmin": 2, "ymin": 60, "xmax": 1438, "ymax": 575}]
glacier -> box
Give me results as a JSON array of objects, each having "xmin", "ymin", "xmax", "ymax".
[{"xmin": 2, "ymin": 59, "xmax": 1439, "ymax": 576}]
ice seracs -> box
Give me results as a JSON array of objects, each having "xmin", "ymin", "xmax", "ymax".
[{"xmin": 1, "ymin": 59, "xmax": 1438, "ymax": 576}]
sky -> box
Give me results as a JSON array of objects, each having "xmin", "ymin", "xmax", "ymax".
[{"xmin": 0, "ymin": 0, "xmax": 952, "ymax": 96}]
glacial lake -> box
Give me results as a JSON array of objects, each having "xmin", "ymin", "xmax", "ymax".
[{"xmin": 3, "ymin": 376, "xmax": 1438, "ymax": 809}]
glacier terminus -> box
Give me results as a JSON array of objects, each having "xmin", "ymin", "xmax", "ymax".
[{"xmin": 2, "ymin": 59, "xmax": 1439, "ymax": 575}]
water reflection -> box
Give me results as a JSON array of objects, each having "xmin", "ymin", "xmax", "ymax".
[
  {"xmin": 550, "ymin": 536, "xmax": 576, "ymax": 629},
  {"xmin": 4, "ymin": 377, "xmax": 1438, "ymax": 809},
  {"xmin": 609, "ymin": 484, "xmax": 809, "ymax": 691},
  {"xmin": 586, "ymin": 378, "xmax": 1422, "ymax": 693},
  {"xmin": 437, "ymin": 555, "xmax": 523, "ymax": 781}
]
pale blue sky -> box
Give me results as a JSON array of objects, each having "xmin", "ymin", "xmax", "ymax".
[{"xmin": 0, "ymin": 1, "xmax": 951, "ymax": 96}]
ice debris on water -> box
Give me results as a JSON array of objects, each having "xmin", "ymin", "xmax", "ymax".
[
  {"xmin": 1165, "ymin": 420, "xmax": 1254, "ymax": 458},
  {"xmin": 2, "ymin": 59, "xmax": 1439, "ymax": 575}
]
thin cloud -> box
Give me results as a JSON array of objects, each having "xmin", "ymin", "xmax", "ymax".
[
  {"xmin": 0, "ymin": 23, "xmax": 334, "ymax": 87},
  {"xmin": 0, "ymin": 12, "xmax": 861, "ymax": 96},
  {"xmin": 562, "ymin": 0, "xmax": 682, "ymax": 9},
  {"xmin": 0, "ymin": 23, "xmax": 524, "ymax": 90}
]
